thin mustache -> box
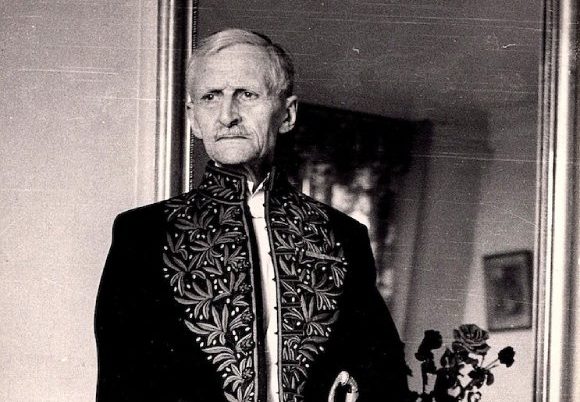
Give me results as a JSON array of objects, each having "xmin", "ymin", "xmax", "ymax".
[{"xmin": 217, "ymin": 127, "xmax": 248, "ymax": 139}]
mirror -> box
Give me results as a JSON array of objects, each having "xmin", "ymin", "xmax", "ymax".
[{"xmin": 180, "ymin": 1, "xmax": 557, "ymax": 400}]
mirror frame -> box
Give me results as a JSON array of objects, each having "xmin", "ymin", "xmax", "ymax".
[
  {"xmin": 155, "ymin": 0, "xmax": 198, "ymax": 199},
  {"xmin": 535, "ymin": 0, "xmax": 579, "ymax": 400},
  {"xmin": 156, "ymin": 1, "xmax": 580, "ymax": 400}
]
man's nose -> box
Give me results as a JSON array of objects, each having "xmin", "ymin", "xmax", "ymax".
[{"xmin": 218, "ymin": 96, "xmax": 240, "ymax": 127}]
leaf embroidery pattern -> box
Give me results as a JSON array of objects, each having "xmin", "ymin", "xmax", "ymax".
[
  {"xmin": 162, "ymin": 164, "xmax": 348, "ymax": 402},
  {"xmin": 269, "ymin": 189, "xmax": 348, "ymax": 402},
  {"xmin": 163, "ymin": 168, "xmax": 258, "ymax": 402}
]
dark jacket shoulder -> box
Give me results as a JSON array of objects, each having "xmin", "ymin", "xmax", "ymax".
[{"xmin": 112, "ymin": 192, "xmax": 196, "ymax": 233}]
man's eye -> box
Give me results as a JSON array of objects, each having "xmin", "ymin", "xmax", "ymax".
[
  {"xmin": 199, "ymin": 91, "xmax": 222, "ymax": 105},
  {"xmin": 240, "ymin": 91, "xmax": 258, "ymax": 100}
]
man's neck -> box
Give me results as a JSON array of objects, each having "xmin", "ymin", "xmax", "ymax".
[{"xmin": 215, "ymin": 161, "xmax": 272, "ymax": 188}]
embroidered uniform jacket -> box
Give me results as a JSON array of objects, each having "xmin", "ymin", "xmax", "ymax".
[{"xmin": 95, "ymin": 163, "xmax": 409, "ymax": 402}]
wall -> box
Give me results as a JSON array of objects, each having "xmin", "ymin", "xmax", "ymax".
[
  {"xmin": 463, "ymin": 105, "xmax": 537, "ymax": 401},
  {"xmin": 0, "ymin": 1, "xmax": 158, "ymax": 400},
  {"xmin": 403, "ymin": 105, "xmax": 537, "ymax": 400},
  {"xmin": 402, "ymin": 117, "xmax": 490, "ymax": 392}
]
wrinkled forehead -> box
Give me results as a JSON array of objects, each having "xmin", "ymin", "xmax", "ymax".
[{"xmin": 190, "ymin": 44, "xmax": 271, "ymax": 91}]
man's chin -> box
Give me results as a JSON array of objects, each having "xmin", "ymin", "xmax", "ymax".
[
  {"xmin": 210, "ymin": 145, "xmax": 261, "ymax": 164},
  {"xmin": 212, "ymin": 156, "xmax": 256, "ymax": 166}
]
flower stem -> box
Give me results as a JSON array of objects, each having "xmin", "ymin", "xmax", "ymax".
[{"xmin": 484, "ymin": 358, "xmax": 499, "ymax": 369}]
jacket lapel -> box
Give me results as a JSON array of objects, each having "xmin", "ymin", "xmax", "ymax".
[
  {"xmin": 164, "ymin": 165, "xmax": 260, "ymax": 402},
  {"xmin": 162, "ymin": 164, "xmax": 349, "ymax": 402},
  {"xmin": 268, "ymin": 180, "xmax": 348, "ymax": 401}
]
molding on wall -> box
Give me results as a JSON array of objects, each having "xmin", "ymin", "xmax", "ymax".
[
  {"xmin": 535, "ymin": 0, "xmax": 580, "ymax": 400},
  {"xmin": 133, "ymin": 2, "xmax": 160, "ymax": 206},
  {"xmin": 155, "ymin": 0, "xmax": 196, "ymax": 200}
]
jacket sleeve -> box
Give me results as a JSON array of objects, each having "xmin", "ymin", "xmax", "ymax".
[
  {"xmin": 94, "ymin": 214, "xmax": 140, "ymax": 400},
  {"xmin": 339, "ymin": 223, "xmax": 410, "ymax": 402}
]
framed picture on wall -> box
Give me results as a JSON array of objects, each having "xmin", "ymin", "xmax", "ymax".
[{"xmin": 483, "ymin": 250, "xmax": 533, "ymax": 331}]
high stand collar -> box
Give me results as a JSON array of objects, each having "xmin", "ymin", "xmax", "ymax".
[{"xmin": 198, "ymin": 161, "xmax": 281, "ymax": 202}]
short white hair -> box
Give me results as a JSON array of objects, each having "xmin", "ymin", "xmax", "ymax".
[{"xmin": 186, "ymin": 28, "xmax": 295, "ymax": 98}]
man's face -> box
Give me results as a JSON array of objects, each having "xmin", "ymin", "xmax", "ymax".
[{"xmin": 186, "ymin": 44, "xmax": 297, "ymax": 169}]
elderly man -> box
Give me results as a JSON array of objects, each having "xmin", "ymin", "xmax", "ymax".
[{"xmin": 95, "ymin": 29, "xmax": 409, "ymax": 402}]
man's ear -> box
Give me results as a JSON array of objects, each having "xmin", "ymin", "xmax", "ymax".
[
  {"xmin": 186, "ymin": 102, "xmax": 203, "ymax": 139},
  {"xmin": 278, "ymin": 95, "xmax": 298, "ymax": 134}
]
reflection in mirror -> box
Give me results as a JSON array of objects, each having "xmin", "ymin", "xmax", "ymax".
[
  {"xmin": 188, "ymin": 2, "xmax": 543, "ymax": 400},
  {"xmin": 275, "ymin": 103, "xmax": 431, "ymax": 309}
]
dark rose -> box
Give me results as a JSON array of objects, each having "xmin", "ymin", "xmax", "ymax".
[
  {"xmin": 468, "ymin": 367, "xmax": 490, "ymax": 388},
  {"xmin": 423, "ymin": 329, "xmax": 443, "ymax": 349},
  {"xmin": 452, "ymin": 324, "xmax": 490, "ymax": 355},
  {"xmin": 415, "ymin": 330, "xmax": 443, "ymax": 361},
  {"xmin": 498, "ymin": 346, "xmax": 515, "ymax": 367}
]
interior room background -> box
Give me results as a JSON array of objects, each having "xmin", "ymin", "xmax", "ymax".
[{"xmin": 0, "ymin": 1, "xmax": 548, "ymax": 401}]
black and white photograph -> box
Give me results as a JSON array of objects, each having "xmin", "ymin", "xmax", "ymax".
[{"xmin": 0, "ymin": 1, "xmax": 578, "ymax": 402}]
